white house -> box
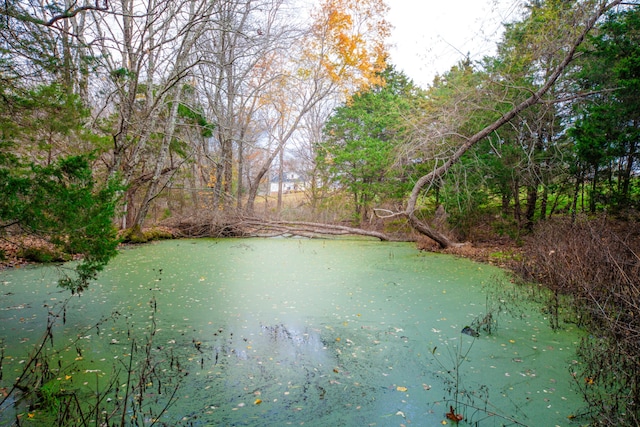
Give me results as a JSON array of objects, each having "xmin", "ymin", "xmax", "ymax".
[{"xmin": 269, "ymin": 172, "xmax": 305, "ymax": 194}]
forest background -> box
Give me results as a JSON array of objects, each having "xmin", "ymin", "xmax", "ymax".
[{"xmin": 1, "ymin": 0, "xmax": 639, "ymax": 424}]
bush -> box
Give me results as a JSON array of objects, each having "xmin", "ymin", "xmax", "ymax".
[
  {"xmin": 519, "ymin": 215, "xmax": 640, "ymax": 425},
  {"xmin": 1, "ymin": 155, "xmax": 121, "ymax": 293}
]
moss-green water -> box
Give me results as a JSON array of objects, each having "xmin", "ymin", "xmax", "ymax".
[{"xmin": 1, "ymin": 238, "xmax": 584, "ymax": 426}]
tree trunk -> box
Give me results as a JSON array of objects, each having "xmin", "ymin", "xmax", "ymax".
[
  {"xmin": 407, "ymin": 211, "xmax": 459, "ymax": 248},
  {"xmin": 621, "ymin": 142, "xmax": 636, "ymax": 204},
  {"xmin": 501, "ymin": 193, "xmax": 511, "ymax": 217},
  {"xmin": 590, "ymin": 166, "xmax": 599, "ymax": 213},
  {"xmin": 245, "ymin": 144, "xmax": 285, "ymax": 216},
  {"xmin": 221, "ymin": 137, "xmax": 234, "ymax": 212},
  {"xmin": 571, "ymin": 163, "xmax": 582, "ymax": 223},
  {"xmin": 525, "ymin": 184, "xmax": 537, "ymax": 231},
  {"xmin": 540, "ymin": 184, "xmax": 548, "ymax": 220},
  {"xmin": 243, "ymin": 219, "xmax": 390, "ymax": 241},
  {"xmin": 134, "ymin": 89, "xmax": 182, "ymax": 229},
  {"xmin": 236, "ymin": 137, "xmax": 244, "ymax": 211},
  {"xmin": 513, "ymin": 179, "xmax": 522, "ymax": 226},
  {"xmin": 277, "ymin": 147, "xmax": 284, "ymax": 214}
]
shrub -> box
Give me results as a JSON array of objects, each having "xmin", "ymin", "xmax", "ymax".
[{"xmin": 519, "ymin": 215, "xmax": 640, "ymax": 425}]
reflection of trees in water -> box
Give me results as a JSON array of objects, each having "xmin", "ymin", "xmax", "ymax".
[
  {"xmin": 201, "ymin": 323, "xmax": 328, "ymax": 366},
  {"xmin": 178, "ymin": 322, "xmax": 400, "ymax": 425}
]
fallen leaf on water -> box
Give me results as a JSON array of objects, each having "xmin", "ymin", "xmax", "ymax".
[
  {"xmin": 254, "ymin": 399, "xmax": 262, "ymax": 405},
  {"xmin": 446, "ymin": 405, "xmax": 464, "ymax": 422},
  {"xmin": 396, "ymin": 386, "xmax": 407, "ymax": 392}
]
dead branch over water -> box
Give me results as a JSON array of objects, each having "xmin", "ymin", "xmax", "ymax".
[{"xmin": 164, "ymin": 214, "xmax": 393, "ymax": 241}]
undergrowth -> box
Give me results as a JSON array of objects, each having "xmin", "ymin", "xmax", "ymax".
[{"xmin": 518, "ymin": 214, "xmax": 640, "ymax": 425}]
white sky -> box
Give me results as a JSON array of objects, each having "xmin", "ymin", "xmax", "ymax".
[{"xmin": 386, "ymin": 0, "xmax": 524, "ymax": 87}]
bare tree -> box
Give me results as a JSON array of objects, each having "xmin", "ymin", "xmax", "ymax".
[
  {"xmin": 242, "ymin": 48, "xmax": 339, "ymax": 215},
  {"xmin": 194, "ymin": 0, "xmax": 299, "ymax": 213},
  {"xmin": 87, "ymin": 0, "xmax": 215, "ymax": 228},
  {"xmin": 132, "ymin": 0, "xmax": 217, "ymax": 230}
]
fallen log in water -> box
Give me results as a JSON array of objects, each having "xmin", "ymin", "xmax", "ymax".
[{"xmin": 241, "ymin": 218, "xmax": 391, "ymax": 241}]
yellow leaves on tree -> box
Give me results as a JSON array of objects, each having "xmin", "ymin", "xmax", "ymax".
[{"xmin": 309, "ymin": 0, "xmax": 390, "ymax": 91}]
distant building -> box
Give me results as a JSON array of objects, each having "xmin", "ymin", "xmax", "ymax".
[{"xmin": 269, "ymin": 171, "xmax": 306, "ymax": 194}]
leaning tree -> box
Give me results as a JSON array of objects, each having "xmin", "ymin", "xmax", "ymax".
[{"xmin": 397, "ymin": 0, "xmax": 628, "ymax": 248}]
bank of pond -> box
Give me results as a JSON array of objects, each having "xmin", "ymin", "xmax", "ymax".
[{"xmin": 1, "ymin": 238, "xmax": 587, "ymax": 426}]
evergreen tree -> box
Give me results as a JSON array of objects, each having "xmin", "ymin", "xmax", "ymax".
[
  {"xmin": 0, "ymin": 83, "xmax": 120, "ymax": 293},
  {"xmin": 318, "ymin": 66, "xmax": 420, "ymax": 223},
  {"xmin": 571, "ymin": 7, "xmax": 640, "ymax": 212}
]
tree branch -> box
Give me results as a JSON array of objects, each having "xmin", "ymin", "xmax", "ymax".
[
  {"xmin": 1, "ymin": 1, "xmax": 109, "ymax": 27},
  {"xmin": 46, "ymin": 1, "xmax": 110, "ymax": 27}
]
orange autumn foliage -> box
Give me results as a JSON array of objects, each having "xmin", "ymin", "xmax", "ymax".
[{"xmin": 308, "ymin": 0, "xmax": 390, "ymax": 92}]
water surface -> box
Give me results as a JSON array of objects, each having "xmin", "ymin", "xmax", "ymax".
[{"xmin": 0, "ymin": 238, "xmax": 583, "ymax": 426}]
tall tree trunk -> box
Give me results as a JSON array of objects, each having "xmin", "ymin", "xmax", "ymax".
[
  {"xmin": 61, "ymin": 7, "xmax": 73, "ymax": 93},
  {"xmin": 277, "ymin": 148, "xmax": 284, "ymax": 214},
  {"xmin": 212, "ymin": 162, "xmax": 223, "ymax": 209},
  {"xmin": 525, "ymin": 184, "xmax": 537, "ymax": 230},
  {"xmin": 513, "ymin": 179, "xmax": 522, "ymax": 226},
  {"xmin": 501, "ymin": 193, "xmax": 511, "ymax": 217},
  {"xmin": 540, "ymin": 184, "xmax": 548, "ymax": 220},
  {"xmin": 107, "ymin": 0, "xmax": 139, "ymax": 178},
  {"xmin": 236, "ymin": 138, "xmax": 244, "ymax": 211},
  {"xmin": 571, "ymin": 164, "xmax": 582, "ymax": 223},
  {"xmin": 621, "ymin": 141, "xmax": 636, "ymax": 205},
  {"xmin": 245, "ymin": 144, "xmax": 285, "ymax": 216},
  {"xmin": 133, "ymin": 89, "xmax": 182, "ymax": 229},
  {"xmin": 221, "ymin": 136, "xmax": 234, "ymax": 212},
  {"xmin": 590, "ymin": 166, "xmax": 599, "ymax": 213}
]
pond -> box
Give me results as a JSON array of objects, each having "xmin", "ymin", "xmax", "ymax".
[{"xmin": 0, "ymin": 238, "xmax": 584, "ymax": 426}]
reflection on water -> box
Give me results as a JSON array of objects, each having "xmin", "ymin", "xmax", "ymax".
[{"xmin": 0, "ymin": 238, "xmax": 584, "ymax": 426}]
